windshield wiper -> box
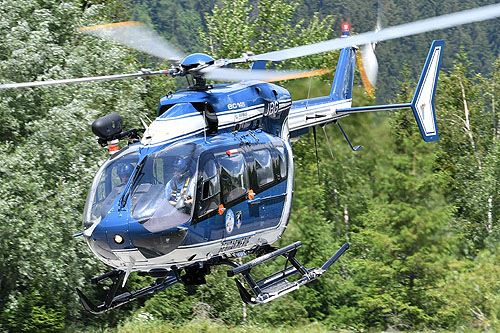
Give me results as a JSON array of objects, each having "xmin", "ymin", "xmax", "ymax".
[{"xmin": 119, "ymin": 156, "xmax": 148, "ymax": 208}]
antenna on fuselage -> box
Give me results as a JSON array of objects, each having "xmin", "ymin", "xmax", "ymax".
[
  {"xmin": 305, "ymin": 75, "xmax": 313, "ymax": 110},
  {"xmin": 203, "ymin": 107, "xmax": 207, "ymax": 143},
  {"xmin": 312, "ymin": 126, "xmax": 321, "ymax": 184}
]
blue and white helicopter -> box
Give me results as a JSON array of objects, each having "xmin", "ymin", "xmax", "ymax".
[{"xmin": 2, "ymin": 4, "xmax": 500, "ymax": 314}]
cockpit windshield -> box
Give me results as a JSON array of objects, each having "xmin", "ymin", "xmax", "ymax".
[
  {"xmin": 83, "ymin": 145, "xmax": 139, "ymax": 229},
  {"xmin": 128, "ymin": 142, "xmax": 201, "ymax": 233}
]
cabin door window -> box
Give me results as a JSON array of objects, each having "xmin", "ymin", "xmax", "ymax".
[{"xmin": 197, "ymin": 157, "xmax": 221, "ymax": 218}]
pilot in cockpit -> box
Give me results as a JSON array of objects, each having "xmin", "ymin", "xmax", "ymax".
[
  {"xmin": 117, "ymin": 163, "xmax": 134, "ymax": 186},
  {"xmin": 165, "ymin": 156, "xmax": 195, "ymax": 212},
  {"xmin": 99, "ymin": 162, "xmax": 134, "ymax": 218}
]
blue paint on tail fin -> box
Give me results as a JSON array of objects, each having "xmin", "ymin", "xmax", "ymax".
[
  {"xmin": 251, "ymin": 60, "xmax": 267, "ymax": 71},
  {"xmin": 330, "ymin": 41, "xmax": 356, "ymax": 101},
  {"xmin": 411, "ymin": 40, "xmax": 444, "ymax": 142}
]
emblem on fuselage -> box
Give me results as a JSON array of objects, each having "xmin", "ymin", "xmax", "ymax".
[
  {"xmin": 225, "ymin": 209, "xmax": 235, "ymax": 234},
  {"xmin": 235, "ymin": 211, "xmax": 242, "ymax": 229}
]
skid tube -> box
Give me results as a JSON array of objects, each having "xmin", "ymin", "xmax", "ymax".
[
  {"xmin": 227, "ymin": 241, "xmax": 350, "ymax": 304},
  {"xmin": 77, "ymin": 242, "xmax": 348, "ymax": 314},
  {"xmin": 76, "ymin": 258, "xmax": 238, "ymax": 315},
  {"xmin": 76, "ymin": 268, "xmax": 182, "ymax": 315}
]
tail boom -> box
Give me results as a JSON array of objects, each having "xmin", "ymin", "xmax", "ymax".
[{"xmin": 286, "ymin": 41, "xmax": 444, "ymax": 142}]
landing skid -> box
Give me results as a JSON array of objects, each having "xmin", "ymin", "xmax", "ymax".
[
  {"xmin": 228, "ymin": 241, "xmax": 349, "ymax": 304},
  {"xmin": 76, "ymin": 269, "xmax": 181, "ymax": 315},
  {"xmin": 76, "ymin": 241, "xmax": 349, "ymax": 314}
]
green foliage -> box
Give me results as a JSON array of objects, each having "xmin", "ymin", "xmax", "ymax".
[
  {"xmin": 102, "ymin": 318, "xmax": 333, "ymax": 333},
  {"xmin": 200, "ymin": 0, "xmax": 337, "ymax": 71},
  {"xmin": 131, "ymin": 0, "xmax": 212, "ymax": 53},
  {"xmin": 2, "ymin": 289, "xmax": 65, "ymax": 332},
  {"xmin": 436, "ymin": 50, "xmax": 500, "ymax": 254},
  {"xmin": 435, "ymin": 249, "xmax": 500, "ymax": 329},
  {"xmin": 0, "ymin": 0, "xmax": 154, "ymax": 330},
  {"xmin": 347, "ymin": 135, "xmax": 456, "ymax": 329},
  {"xmin": 141, "ymin": 268, "xmax": 245, "ymax": 325}
]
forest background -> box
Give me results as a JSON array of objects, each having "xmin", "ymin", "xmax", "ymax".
[{"xmin": 1, "ymin": 0, "xmax": 500, "ymax": 331}]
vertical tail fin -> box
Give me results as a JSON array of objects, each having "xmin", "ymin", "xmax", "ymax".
[
  {"xmin": 411, "ymin": 40, "xmax": 444, "ymax": 142},
  {"xmin": 330, "ymin": 27, "xmax": 357, "ymax": 101}
]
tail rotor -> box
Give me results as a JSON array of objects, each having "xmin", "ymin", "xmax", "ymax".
[{"xmin": 357, "ymin": 0, "xmax": 386, "ymax": 98}]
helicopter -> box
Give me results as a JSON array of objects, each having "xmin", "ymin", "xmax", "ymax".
[{"xmin": 2, "ymin": 4, "xmax": 500, "ymax": 315}]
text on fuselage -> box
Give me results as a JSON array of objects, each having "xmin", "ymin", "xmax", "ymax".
[{"xmin": 228, "ymin": 102, "xmax": 246, "ymax": 110}]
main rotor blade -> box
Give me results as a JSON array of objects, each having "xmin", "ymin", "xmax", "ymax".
[
  {"xmin": 238, "ymin": 3, "xmax": 500, "ymax": 62},
  {"xmin": 78, "ymin": 21, "xmax": 185, "ymax": 62},
  {"xmin": 201, "ymin": 68, "xmax": 308, "ymax": 82},
  {"xmin": 264, "ymin": 69, "xmax": 331, "ymax": 83},
  {"xmin": 0, "ymin": 70, "xmax": 170, "ymax": 89}
]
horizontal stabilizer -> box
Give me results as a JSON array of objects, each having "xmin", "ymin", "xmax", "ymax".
[{"xmin": 336, "ymin": 41, "xmax": 444, "ymax": 142}]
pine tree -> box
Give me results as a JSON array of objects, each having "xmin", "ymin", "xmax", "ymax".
[{"xmin": 336, "ymin": 76, "xmax": 456, "ymax": 330}]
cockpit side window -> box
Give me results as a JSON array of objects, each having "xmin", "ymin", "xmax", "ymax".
[
  {"xmin": 111, "ymin": 142, "xmax": 202, "ymax": 233},
  {"xmin": 217, "ymin": 152, "xmax": 250, "ymax": 204},
  {"xmin": 84, "ymin": 146, "xmax": 138, "ymax": 227},
  {"xmin": 129, "ymin": 143, "xmax": 199, "ymax": 226},
  {"xmin": 197, "ymin": 157, "xmax": 221, "ymax": 218}
]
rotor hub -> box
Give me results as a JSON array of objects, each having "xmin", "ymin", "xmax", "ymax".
[{"xmin": 180, "ymin": 53, "xmax": 215, "ymax": 70}]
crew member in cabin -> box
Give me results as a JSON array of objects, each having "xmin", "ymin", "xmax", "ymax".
[
  {"xmin": 165, "ymin": 156, "xmax": 195, "ymax": 212},
  {"xmin": 97, "ymin": 163, "xmax": 134, "ymax": 218},
  {"xmin": 117, "ymin": 163, "xmax": 134, "ymax": 186}
]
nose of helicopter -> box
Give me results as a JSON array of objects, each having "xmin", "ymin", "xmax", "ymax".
[
  {"xmin": 85, "ymin": 211, "xmax": 134, "ymax": 263},
  {"xmin": 97, "ymin": 211, "xmax": 133, "ymax": 249},
  {"xmin": 87, "ymin": 211, "xmax": 188, "ymax": 262}
]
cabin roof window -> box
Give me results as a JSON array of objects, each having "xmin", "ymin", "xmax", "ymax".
[{"xmin": 158, "ymin": 103, "xmax": 174, "ymax": 116}]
